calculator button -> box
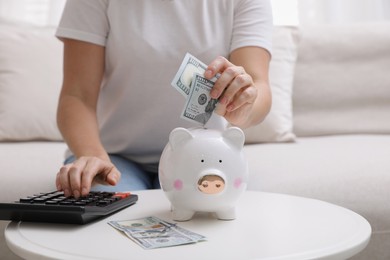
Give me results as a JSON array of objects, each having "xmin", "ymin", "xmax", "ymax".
[
  {"xmin": 96, "ymin": 200, "xmax": 110, "ymax": 206},
  {"xmin": 74, "ymin": 201, "xmax": 87, "ymax": 206},
  {"xmin": 45, "ymin": 200, "xmax": 59, "ymax": 205},
  {"xmin": 113, "ymin": 192, "xmax": 131, "ymax": 199},
  {"xmin": 59, "ymin": 201, "xmax": 73, "ymax": 205},
  {"xmin": 19, "ymin": 197, "xmax": 35, "ymax": 203},
  {"xmin": 33, "ymin": 198, "xmax": 47, "ymax": 203}
]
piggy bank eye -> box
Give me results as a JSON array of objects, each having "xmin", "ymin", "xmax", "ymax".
[
  {"xmin": 201, "ymin": 159, "xmax": 204, "ymax": 163},
  {"xmin": 219, "ymin": 160, "xmax": 222, "ymax": 163}
]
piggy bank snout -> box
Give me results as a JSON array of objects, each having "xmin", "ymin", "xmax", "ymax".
[{"xmin": 197, "ymin": 171, "xmax": 226, "ymax": 195}]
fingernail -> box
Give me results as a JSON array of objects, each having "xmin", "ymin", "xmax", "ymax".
[
  {"xmin": 81, "ymin": 188, "xmax": 88, "ymax": 196},
  {"xmin": 205, "ymin": 69, "xmax": 213, "ymax": 78},
  {"xmin": 210, "ymin": 89, "xmax": 219, "ymax": 99},
  {"xmin": 215, "ymin": 103, "xmax": 226, "ymax": 116},
  {"xmin": 219, "ymin": 96, "xmax": 228, "ymax": 105},
  {"xmin": 64, "ymin": 189, "xmax": 70, "ymax": 197},
  {"xmin": 73, "ymin": 190, "xmax": 80, "ymax": 199},
  {"xmin": 227, "ymin": 104, "xmax": 234, "ymax": 112},
  {"xmin": 111, "ymin": 175, "xmax": 118, "ymax": 185}
]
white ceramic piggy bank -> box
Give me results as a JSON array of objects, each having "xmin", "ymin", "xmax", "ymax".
[{"xmin": 159, "ymin": 125, "xmax": 248, "ymax": 221}]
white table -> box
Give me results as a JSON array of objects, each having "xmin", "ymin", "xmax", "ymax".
[{"xmin": 5, "ymin": 190, "xmax": 371, "ymax": 260}]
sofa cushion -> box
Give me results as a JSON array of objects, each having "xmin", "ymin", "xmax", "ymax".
[
  {"xmin": 293, "ymin": 23, "xmax": 390, "ymax": 136},
  {"xmin": 0, "ymin": 22, "xmax": 63, "ymax": 141},
  {"xmin": 244, "ymin": 26, "xmax": 298, "ymax": 143},
  {"xmin": 246, "ymin": 135, "xmax": 390, "ymax": 232},
  {"xmin": 245, "ymin": 135, "xmax": 390, "ymax": 259}
]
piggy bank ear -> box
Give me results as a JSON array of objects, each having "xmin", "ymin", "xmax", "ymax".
[
  {"xmin": 169, "ymin": 128, "xmax": 193, "ymax": 150},
  {"xmin": 222, "ymin": 127, "xmax": 245, "ymax": 150}
]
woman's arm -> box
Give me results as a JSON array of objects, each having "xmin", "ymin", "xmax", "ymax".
[
  {"xmin": 205, "ymin": 46, "xmax": 272, "ymax": 128},
  {"xmin": 56, "ymin": 39, "xmax": 120, "ymax": 198},
  {"xmin": 58, "ymin": 39, "xmax": 106, "ymax": 159}
]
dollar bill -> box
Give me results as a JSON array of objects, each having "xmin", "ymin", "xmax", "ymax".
[
  {"xmin": 108, "ymin": 216, "xmax": 206, "ymax": 250},
  {"xmin": 108, "ymin": 216, "xmax": 167, "ymax": 233},
  {"xmin": 181, "ymin": 73, "xmax": 218, "ymax": 125},
  {"xmin": 171, "ymin": 52, "xmax": 218, "ymax": 97}
]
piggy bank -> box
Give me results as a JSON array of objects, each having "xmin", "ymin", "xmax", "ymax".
[{"xmin": 158, "ymin": 124, "xmax": 248, "ymax": 221}]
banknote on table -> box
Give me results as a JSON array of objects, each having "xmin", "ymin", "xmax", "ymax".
[
  {"xmin": 108, "ymin": 216, "xmax": 206, "ymax": 249},
  {"xmin": 181, "ymin": 73, "xmax": 218, "ymax": 125},
  {"xmin": 171, "ymin": 52, "xmax": 218, "ymax": 97}
]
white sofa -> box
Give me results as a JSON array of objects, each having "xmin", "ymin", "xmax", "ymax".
[{"xmin": 1, "ymin": 21, "xmax": 390, "ymax": 259}]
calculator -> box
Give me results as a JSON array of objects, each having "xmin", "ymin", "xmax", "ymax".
[{"xmin": 0, "ymin": 190, "xmax": 138, "ymax": 224}]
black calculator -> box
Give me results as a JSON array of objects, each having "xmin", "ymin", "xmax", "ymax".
[{"xmin": 0, "ymin": 190, "xmax": 138, "ymax": 224}]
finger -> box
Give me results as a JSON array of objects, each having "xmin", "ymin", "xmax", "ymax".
[
  {"xmin": 214, "ymin": 102, "xmax": 227, "ymax": 116},
  {"xmin": 79, "ymin": 159, "xmax": 97, "ymax": 196},
  {"xmin": 224, "ymin": 102, "xmax": 252, "ymax": 127},
  {"xmin": 214, "ymin": 70, "xmax": 248, "ymax": 116},
  {"xmin": 211, "ymin": 66, "xmax": 245, "ymax": 100},
  {"xmin": 56, "ymin": 170, "xmax": 62, "ymax": 191},
  {"xmin": 68, "ymin": 158, "xmax": 87, "ymax": 198},
  {"xmin": 80, "ymin": 158, "xmax": 110, "ymax": 196},
  {"xmin": 205, "ymin": 56, "xmax": 230, "ymax": 79},
  {"xmin": 206, "ymin": 56, "xmax": 235, "ymax": 98},
  {"xmin": 226, "ymin": 86, "xmax": 257, "ymax": 113},
  {"xmin": 55, "ymin": 165, "xmax": 70, "ymax": 191},
  {"xmin": 58, "ymin": 164, "xmax": 72, "ymax": 197},
  {"xmin": 105, "ymin": 168, "xmax": 121, "ymax": 186},
  {"xmin": 223, "ymin": 74, "xmax": 254, "ymax": 111},
  {"xmin": 218, "ymin": 71, "xmax": 247, "ymax": 104}
]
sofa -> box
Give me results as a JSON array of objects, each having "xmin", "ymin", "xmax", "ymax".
[{"xmin": 1, "ymin": 20, "xmax": 389, "ymax": 259}]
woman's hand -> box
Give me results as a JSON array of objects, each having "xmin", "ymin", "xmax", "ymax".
[
  {"xmin": 204, "ymin": 47, "xmax": 271, "ymax": 128},
  {"xmin": 56, "ymin": 156, "xmax": 121, "ymax": 198},
  {"xmin": 205, "ymin": 56, "xmax": 257, "ymax": 126}
]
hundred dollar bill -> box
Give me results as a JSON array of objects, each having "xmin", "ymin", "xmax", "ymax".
[
  {"xmin": 108, "ymin": 216, "xmax": 206, "ymax": 250},
  {"xmin": 171, "ymin": 52, "xmax": 218, "ymax": 97},
  {"xmin": 109, "ymin": 216, "xmax": 204, "ymax": 240},
  {"xmin": 181, "ymin": 73, "xmax": 218, "ymax": 125},
  {"xmin": 108, "ymin": 216, "xmax": 167, "ymax": 233}
]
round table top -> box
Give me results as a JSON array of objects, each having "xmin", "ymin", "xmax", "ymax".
[{"xmin": 5, "ymin": 190, "xmax": 371, "ymax": 260}]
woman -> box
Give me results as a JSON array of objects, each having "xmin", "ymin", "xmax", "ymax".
[{"xmin": 55, "ymin": 0, "xmax": 273, "ymax": 198}]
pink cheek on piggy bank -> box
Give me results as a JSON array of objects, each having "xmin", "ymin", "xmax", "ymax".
[
  {"xmin": 234, "ymin": 178, "xmax": 243, "ymax": 189},
  {"xmin": 173, "ymin": 179, "xmax": 183, "ymax": 191}
]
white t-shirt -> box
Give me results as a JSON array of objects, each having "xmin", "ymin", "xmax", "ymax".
[{"xmin": 56, "ymin": 0, "xmax": 273, "ymax": 163}]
